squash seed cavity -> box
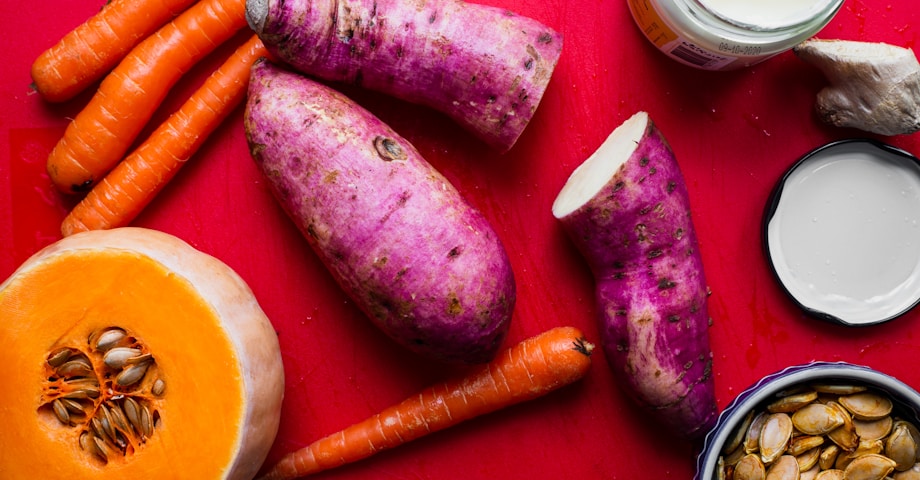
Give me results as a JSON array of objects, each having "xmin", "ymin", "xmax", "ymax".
[{"xmin": 39, "ymin": 326, "xmax": 165, "ymax": 465}]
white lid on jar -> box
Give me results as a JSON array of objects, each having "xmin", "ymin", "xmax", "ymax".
[{"xmin": 764, "ymin": 140, "xmax": 920, "ymax": 326}]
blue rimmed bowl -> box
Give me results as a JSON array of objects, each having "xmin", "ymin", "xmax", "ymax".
[{"xmin": 694, "ymin": 362, "xmax": 920, "ymax": 479}]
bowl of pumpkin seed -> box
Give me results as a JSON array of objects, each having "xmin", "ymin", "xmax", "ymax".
[{"xmin": 695, "ymin": 361, "xmax": 920, "ymax": 480}]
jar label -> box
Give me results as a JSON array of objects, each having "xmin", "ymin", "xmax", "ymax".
[
  {"xmin": 628, "ymin": 0, "xmax": 741, "ymax": 70},
  {"xmin": 627, "ymin": 0, "xmax": 678, "ymax": 48},
  {"xmin": 662, "ymin": 38, "xmax": 737, "ymax": 70}
]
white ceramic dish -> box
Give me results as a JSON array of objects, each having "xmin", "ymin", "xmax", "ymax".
[
  {"xmin": 694, "ymin": 361, "xmax": 920, "ymax": 480},
  {"xmin": 763, "ymin": 139, "xmax": 920, "ymax": 326}
]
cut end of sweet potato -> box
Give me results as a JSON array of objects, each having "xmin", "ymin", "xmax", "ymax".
[{"xmin": 552, "ymin": 111, "xmax": 649, "ymax": 219}]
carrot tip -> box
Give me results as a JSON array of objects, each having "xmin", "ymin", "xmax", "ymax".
[{"xmin": 573, "ymin": 337, "xmax": 594, "ymax": 357}]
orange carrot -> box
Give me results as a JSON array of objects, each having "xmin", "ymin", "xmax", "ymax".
[
  {"xmin": 60, "ymin": 36, "xmax": 269, "ymax": 237},
  {"xmin": 258, "ymin": 326, "xmax": 594, "ymax": 480},
  {"xmin": 46, "ymin": 0, "xmax": 248, "ymax": 195},
  {"xmin": 30, "ymin": 0, "xmax": 197, "ymax": 103}
]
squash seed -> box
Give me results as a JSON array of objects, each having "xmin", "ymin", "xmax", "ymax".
[
  {"xmin": 92, "ymin": 435, "xmax": 109, "ymax": 462},
  {"xmin": 151, "ymin": 377, "xmax": 166, "ymax": 396},
  {"xmin": 92, "ymin": 327, "xmax": 128, "ymax": 352},
  {"xmin": 103, "ymin": 347, "xmax": 142, "ymax": 369},
  {"xmin": 798, "ymin": 446, "xmax": 822, "ymax": 472},
  {"xmin": 726, "ymin": 410, "xmax": 756, "ymax": 454},
  {"xmin": 839, "ymin": 392, "xmax": 893, "ymax": 421},
  {"xmin": 106, "ymin": 401, "xmax": 130, "ymax": 434},
  {"xmin": 801, "ymin": 463, "xmax": 821, "ymax": 480},
  {"xmin": 815, "ymin": 470, "xmax": 844, "ymax": 480},
  {"xmin": 811, "ymin": 384, "xmax": 868, "ymax": 396},
  {"xmin": 124, "ymin": 353, "xmax": 153, "ymax": 367},
  {"xmin": 56, "ymin": 358, "xmax": 94, "ymax": 378},
  {"xmin": 768, "ymin": 391, "xmax": 820, "ymax": 413},
  {"xmin": 52, "ymin": 398, "xmax": 70, "ymax": 425},
  {"xmin": 842, "ymin": 453, "xmax": 895, "ymax": 480},
  {"xmin": 42, "ymin": 326, "xmax": 163, "ymax": 463},
  {"xmin": 60, "ymin": 398, "xmax": 86, "ymax": 415},
  {"xmin": 789, "ymin": 436, "xmax": 826, "ymax": 456},
  {"xmin": 760, "ymin": 413, "xmax": 794, "ymax": 464},
  {"xmin": 734, "ymin": 453, "xmax": 766, "ymax": 480},
  {"xmin": 827, "ymin": 402, "xmax": 859, "ymax": 451},
  {"xmin": 78, "ymin": 430, "xmax": 92, "ymax": 452},
  {"xmin": 122, "ymin": 397, "xmax": 141, "ymax": 434},
  {"xmin": 765, "ymin": 454, "xmax": 799, "ymax": 479},
  {"xmin": 746, "ymin": 412, "xmax": 769, "ymax": 453},
  {"xmin": 887, "ymin": 421, "xmax": 920, "ymax": 471},
  {"xmin": 836, "ymin": 439, "xmax": 884, "ymax": 471},
  {"xmin": 820, "ymin": 444, "xmax": 841, "ymax": 471},
  {"xmin": 140, "ymin": 404, "xmax": 153, "ymax": 437},
  {"xmin": 47, "ymin": 348, "xmax": 74, "ymax": 368},
  {"xmin": 854, "ymin": 416, "xmax": 893, "ymax": 442},
  {"xmin": 115, "ymin": 362, "xmax": 149, "ymax": 387},
  {"xmin": 893, "ymin": 463, "xmax": 920, "ymax": 479},
  {"xmin": 793, "ymin": 403, "xmax": 847, "ymax": 436}
]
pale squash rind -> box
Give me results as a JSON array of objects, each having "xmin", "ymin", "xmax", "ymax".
[{"xmin": 0, "ymin": 227, "xmax": 284, "ymax": 479}]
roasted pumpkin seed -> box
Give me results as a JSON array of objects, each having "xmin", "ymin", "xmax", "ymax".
[
  {"xmin": 887, "ymin": 421, "xmax": 920, "ymax": 471},
  {"xmin": 761, "ymin": 413, "xmax": 794, "ymax": 464},
  {"xmin": 768, "ymin": 391, "xmax": 820, "ymax": 413},
  {"xmin": 842, "ymin": 453, "xmax": 895, "ymax": 480},
  {"xmin": 839, "ymin": 392, "xmax": 893, "ymax": 421},
  {"xmin": 854, "ymin": 416, "xmax": 893, "ymax": 442},
  {"xmin": 797, "ymin": 446, "xmax": 822, "ymax": 472},
  {"xmin": 811, "ymin": 384, "xmax": 867, "ymax": 396},
  {"xmin": 827, "ymin": 402, "xmax": 859, "ymax": 451},
  {"xmin": 734, "ymin": 453, "xmax": 767, "ymax": 480},
  {"xmin": 789, "ymin": 436, "xmax": 826, "ymax": 456},
  {"xmin": 766, "ymin": 455, "xmax": 799, "ymax": 480},
  {"xmin": 745, "ymin": 412, "xmax": 769, "ymax": 453},
  {"xmin": 815, "ymin": 470, "xmax": 844, "ymax": 480},
  {"xmin": 820, "ymin": 444, "xmax": 841, "ymax": 471},
  {"xmin": 714, "ymin": 384, "xmax": 920, "ymax": 480},
  {"xmin": 793, "ymin": 403, "xmax": 847, "ymax": 436},
  {"xmin": 893, "ymin": 463, "xmax": 920, "ymax": 479}
]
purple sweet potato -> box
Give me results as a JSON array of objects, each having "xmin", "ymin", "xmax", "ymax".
[
  {"xmin": 245, "ymin": 0, "xmax": 562, "ymax": 152},
  {"xmin": 244, "ymin": 60, "xmax": 515, "ymax": 364},
  {"xmin": 551, "ymin": 111, "xmax": 717, "ymax": 438}
]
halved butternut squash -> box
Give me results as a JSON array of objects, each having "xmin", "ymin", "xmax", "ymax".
[{"xmin": 0, "ymin": 227, "xmax": 284, "ymax": 479}]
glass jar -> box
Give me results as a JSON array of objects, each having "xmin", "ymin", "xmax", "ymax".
[{"xmin": 627, "ymin": 0, "xmax": 845, "ymax": 70}]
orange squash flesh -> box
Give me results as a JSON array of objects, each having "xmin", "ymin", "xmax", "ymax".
[{"xmin": 0, "ymin": 227, "xmax": 284, "ymax": 479}]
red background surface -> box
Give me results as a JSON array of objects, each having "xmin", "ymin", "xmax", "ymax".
[{"xmin": 3, "ymin": 0, "xmax": 920, "ymax": 478}]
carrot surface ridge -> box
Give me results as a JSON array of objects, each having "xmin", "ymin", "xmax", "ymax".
[
  {"xmin": 258, "ymin": 326, "xmax": 593, "ymax": 480},
  {"xmin": 46, "ymin": 0, "xmax": 249, "ymax": 194},
  {"xmin": 30, "ymin": 0, "xmax": 197, "ymax": 103},
  {"xmin": 60, "ymin": 36, "xmax": 269, "ymax": 237}
]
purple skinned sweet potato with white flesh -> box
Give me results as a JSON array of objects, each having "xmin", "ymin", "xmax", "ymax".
[
  {"xmin": 244, "ymin": 60, "xmax": 515, "ymax": 364},
  {"xmin": 551, "ymin": 111, "xmax": 717, "ymax": 439},
  {"xmin": 245, "ymin": 0, "xmax": 562, "ymax": 152}
]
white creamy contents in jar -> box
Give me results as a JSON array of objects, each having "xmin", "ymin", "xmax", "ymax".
[
  {"xmin": 766, "ymin": 142, "xmax": 920, "ymax": 325},
  {"xmin": 699, "ymin": 0, "xmax": 831, "ymax": 29}
]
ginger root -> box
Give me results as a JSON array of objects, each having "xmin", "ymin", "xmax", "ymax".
[{"xmin": 794, "ymin": 39, "xmax": 920, "ymax": 136}]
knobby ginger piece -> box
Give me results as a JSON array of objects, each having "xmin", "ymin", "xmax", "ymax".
[{"xmin": 794, "ymin": 39, "xmax": 920, "ymax": 136}]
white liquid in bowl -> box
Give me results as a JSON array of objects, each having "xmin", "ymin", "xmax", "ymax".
[
  {"xmin": 766, "ymin": 141, "xmax": 920, "ymax": 325},
  {"xmin": 699, "ymin": 0, "xmax": 835, "ymax": 29}
]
